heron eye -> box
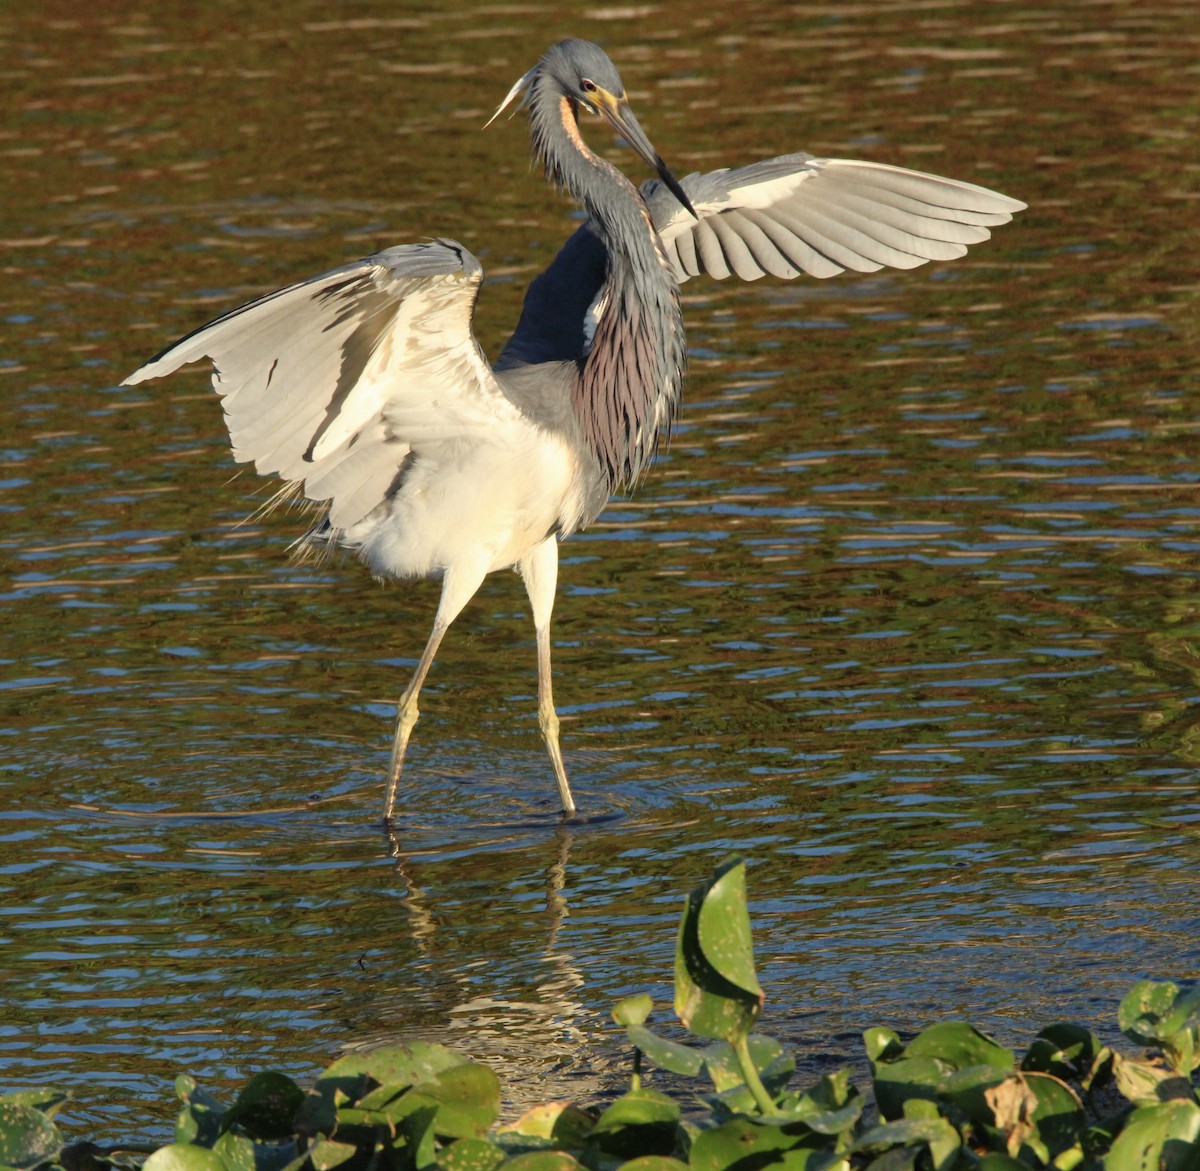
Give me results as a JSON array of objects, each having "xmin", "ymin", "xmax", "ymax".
[{"xmin": 580, "ymin": 79, "xmax": 597, "ymax": 93}]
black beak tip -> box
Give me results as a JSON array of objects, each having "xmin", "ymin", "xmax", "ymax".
[
  {"xmin": 653, "ymin": 159, "xmax": 697, "ymax": 219},
  {"xmin": 664, "ymin": 172, "xmax": 698, "ymax": 220}
]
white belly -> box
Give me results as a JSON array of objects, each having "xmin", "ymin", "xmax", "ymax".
[{"xmin": 343, "ymin": 427, "xmax": 584, "ymax": 581}]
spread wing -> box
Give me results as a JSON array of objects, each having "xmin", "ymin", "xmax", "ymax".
[
  {"xmin": 124, "ymin": 239, "xmax": 523, "ymax": 529},
  {"xmin": 641, "ymin": 154, "xmax": 1026, "ymax": 282}
]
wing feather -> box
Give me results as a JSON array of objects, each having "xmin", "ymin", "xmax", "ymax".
[
  {"xmin": 124, "ymin": 239, "xmax": 518, "ymax": 530},
  {"xmin": 643, "ymin": 154, "xmax": 1025, "ymax": 284},
  {"xmin": 692, "ymin": 218, "xmax": 732, "ymax": 280}
]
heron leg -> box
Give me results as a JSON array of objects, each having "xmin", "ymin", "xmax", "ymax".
[
  {"xmin": 520, "ymin": 536, "xmax": 576, "ymax": 815},
  {"xmin": 382, "ymin": 618, "xmax": 449, "ymax": 824},
  {"xmin": 382, "ymin": 567, "xmax": 483, "ymax": 824}
]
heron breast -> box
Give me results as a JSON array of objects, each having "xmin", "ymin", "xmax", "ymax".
[{"xmin": 346, "ymin": 428, "xmax": 585, "ymax": 582}]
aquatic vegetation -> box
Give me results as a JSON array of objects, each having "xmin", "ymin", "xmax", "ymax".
[{"xmin": 3, "ymin": 860, "xmax": 1197, "ymax": 1170}]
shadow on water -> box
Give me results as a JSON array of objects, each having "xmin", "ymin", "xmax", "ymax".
[{"xmin": 2, "ymin": 0, "xmax": 1199, "ymax": 1142}]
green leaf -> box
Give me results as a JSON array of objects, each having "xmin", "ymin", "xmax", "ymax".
[
  {"xmin": 1103, "ymin": 1099, "xmax": 1200, "ymax": 1171},
  {"xmin": 142, "ymin": 1145, "xmax": 227, "ymax": 1171},
  {"xmin": 1111, "ymin": 1053, "xmax": 1192, "ymax": 1106},
  {"xmin": 868, "ymin": 1022, "xmax": 1013, "ymax": 1123},
  {"xmin": 900, "ymin": 1100, "xmax": 940, "ymax": 1123},
  {"xmin": 222, "ymin": 1073, "xmax": 305, "ymax": 1142},
  {"xmin": 613, "ymin": 995, "xmax": 654, "ymax": 1028},
  {"xmin": 1118, "ymin": 982, "xmax": 1200, "ymax": 1075},
  {"xmin": 1021, "ymin": 1024, "xmax": 1103, "ymax": 1083},
  {"xmin": 589, "ymin": 1089, "xmax": 681, "ymax": 1160},
  {"xmin": 688, "ymin": 1118, "xmax": 832, "ymax": 1171},
  {"xmin": 297, "ymin": 1042, "xmax": 465, "ymax": 1137},
  {"xmin": 207, "ymin": 1135, "xmax": 299, "ymax": 1171},
  {"xmin": 0, "ymin": 1090, "xmax": 70, "ymax": 1121},
  {"xmin": 305, "ymin": 1139, "xmax": 358, "ymax": 1171},
  {"xmin": 419, "ymin": 1063, "xmax": 502, "ymax": 1139},
  {"xmin": 0, "ymin": 1102, "xmax": 63, "ymax": 1170},
  {"xmin": 499, "ymin": 1103, "xmax": 594, "ymax": 1145},
  {"xmin": 502, "ymin": 1153, "xmax": 584, "ymax": 1171},
  {"xmin": 1119, "ymin": 983, "xmax": 1190, "ymax": 1041},
  {"xmin": 770, "ymin": 1074, "xmax": 863, "ymax": 1135},
  {"xmin": 863, "ymin": 1029, "xmax": 903, "ymax": 1064},
  {"xmin": 982, "ymin": 1073, "xmax": 1085, "ymax": 1162},
  {"xmin": 212, "ymin": 1133, "xmax": 255, "ymax": 1171},
  {"xmin": 624, "ymin": 1025, "xmax": 704, "ymax": 1078},
  {"xmin": 851, "ymin": 1119, "xmax": 961, "ymax": 1171},
  {"xmin": 615, "ymin": 1159, "xmax": 689, "ymax": 1171},
  {"xmin": 870, "ymin": 1056, "xmax": 952, "ymax": 1122},
  {"xmin": 435, "ymin": 1138, "xmax": 507, "ymax": 1171},
  {"xmin": 674, "ymin": 859, "xmax": 763, "ymax": 1044},
  {"xmin": 175, "ymin": 1078, "xmax": 227, "ymax": 1148},
  {"xmin": 903, "ymin": 1022, "xmax": 1014, "ymax": 1073},
  {"xmin": 701, "ymin": 1035, "xmax": 788, "ymax": 1095}
]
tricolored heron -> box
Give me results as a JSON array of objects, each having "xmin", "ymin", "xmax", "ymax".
[{"xmin": 124, "ymin": 39, "xmax": 1025, "ymax": 821}]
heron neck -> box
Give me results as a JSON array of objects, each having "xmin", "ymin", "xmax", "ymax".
[{"xmin": 529, "ymin": 85, "xmax": 686, "ymax": 493}]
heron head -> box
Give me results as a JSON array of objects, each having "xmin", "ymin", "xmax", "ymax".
[{"xmin": 487, "ymin": 39, "xmax": 698, "ymax": 219}]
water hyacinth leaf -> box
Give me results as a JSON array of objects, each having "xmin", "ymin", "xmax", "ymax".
[
  {"xmin": 499, "ymin": 1102, "xmax": 595, "ymax": 1145},
  {"xmin": 0, "ymin": 1090, "xmax": 69, "ymax": 1119},
  {"xmin": 940, "ymin": 1065, "xmax": 1012, "ymax": 1130},
  {"xmin": 870, "ymin": 1022, "xmax": 1013, "ymax": 1122},
  {"xmin": 1021, "ymin": 1073, "xmax": 1085, "ymax": 1159},
  {"xmin": 688, "ymin": 1118, "xmax": 831, "ymax": 1171},
  {"xmin": 674, "ymin": 859, "xmax": 763, "ymax": 1043},
  {"xmin": 212, "ymin": 1132, "xmax": 255, "ymax": 1171},
  {"xmin": 903, "ymin": 1023, "xmax": 1013, "ymax": 1072},
  {"xmin": 624, "ymin": 1025, "xmax": 704, "ymax": 1078},
  {"xmin": 176, "ymin": 1077, "xmax": 226, "ymax": 1113},
  {"xmin": 751, "ymin": 1097, "xmax": 863, "ymax": 1137},
  {"xmin": 613, "ymin": 995, "xmax": 654, "ymax": 1028},
  {"xmin": 435, "ymin": 1137, "xmax": 507, "ymax": 1171},
  {"xmin": 351, "ymin": 1090, "xmax": 438, "ymax": 1137},
  {"xmin": 982, "ymin": 1073, "xmax": 1084, "ymax": 1161},
  {"xmin": 863, "ymin": 1029, "xmax": 903, "ymax": 1065},
  {"xmin": 870, "ymin": 1056, "xmax": 952, "ymax": 1122},
  {"xmin": 409, "ymin": 1102, "xmax": 443, "ymax": 1170},
  {"xmin": 0, "ymin": 1102, "xmax": 63, "ymax": 1170},
  {"xmin": 977, "ymin": 1157, "xmax": 1030, "ymax": 1171},
  {"xmin": 772, "ymin": 1073, "xmax": 863, "ymax": 1134},
  {"xmin": 222, "ymin": 1072, "xmax": 306, "ymax": 1142},
  {"xmin": 1118, "ymin": 981, "xmax": 1200, "ymax": 1075},
  {"xmin": 615, "ymin": 1159, "xmax": 689, "ymax": 1171},
  {"xmin": 1111, "ymin": 1052, "xmax": 1189, "ymax": 1105},
  {"xmin": 701, "ymin": 1035, "xmax": 787, "ymax": 1093},
  {"xmin": 695, "ymin": 862, "xmax": 762, "ymax": 1002},
  {"xmin": 1119, "ymin": 982, "xmax": 1189, "ymax": 1041},
  {"xmin": 589, "ymin": 1089, "xmax": 680, "ymax": 1159},
  {"xmin": 851, "ymin": 1119, "xmax": 960, "ymax": 1171},
  {"xmin": 297, "ymin": 1042, "xmax": 463, "ymax": 1136},
  {"xmin": 354, "ymin": 1042, "xmax": 466, "ymax": 1086},
  {"xmin": 142, "ymin": 1144, "xmax": 227, "ymax": 1171},
  {"xmin": 502, "ymin": 1152, "xmax": 584, "ymax": 1171},
  {"xmin": 306, "ymin": 1139, "xmax": 359, "ymax": 1171},
  {"xmin": 243, "ymin": 1143, "xmax": 301, "ymax": 1171},
  {"xmin": 1103, "ymin": 1099, "xmax": 1200, "ymax": 1171},
  {"xmin": 1021, "ymin": 1024, "xmax": 1103, "ymax": 1083},
  {"xmin": 354, "ymin": 1084, "xmax": 409, "ymax": 1113},
  {"xmin": 419, "ymin": 1063, "xmax": 502, "ymax": 1138},
  {"xmin": 175, "ymin": 1078, "xmax": 227, "ymax": 1148}
]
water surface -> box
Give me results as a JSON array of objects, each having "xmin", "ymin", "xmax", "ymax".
[{"xmin": 2, "ymin": 0, "xmax": 1198, "ymax": 1141}]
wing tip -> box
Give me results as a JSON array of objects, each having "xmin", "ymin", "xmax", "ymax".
[{"xmin": 121, "ymin": 362, "xmax": 162, "ymax": 387}]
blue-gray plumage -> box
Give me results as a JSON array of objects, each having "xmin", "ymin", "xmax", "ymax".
[{"xmin": 122, "ymin": 38, "xmax": 1025, "ymax": 822}]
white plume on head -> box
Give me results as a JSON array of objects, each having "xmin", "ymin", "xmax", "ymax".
[{"xmin": 484, "ymin": 65, "xmax": 538, "ymax": 128}]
